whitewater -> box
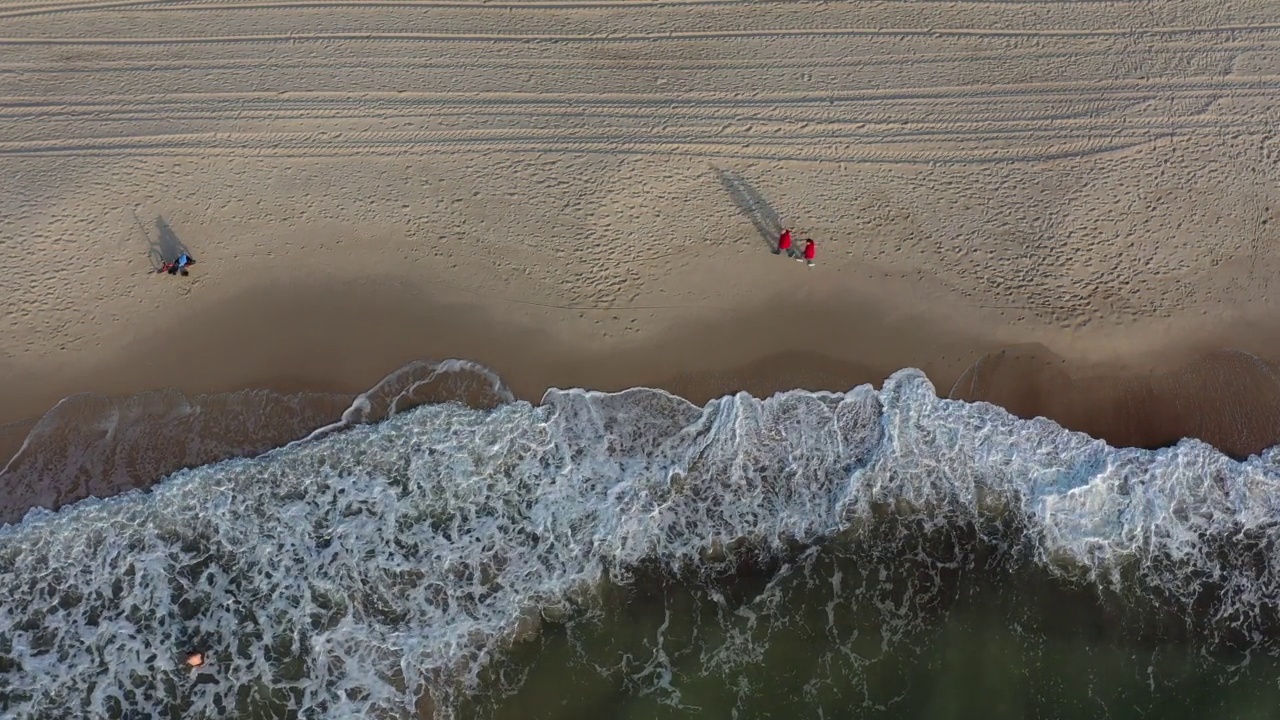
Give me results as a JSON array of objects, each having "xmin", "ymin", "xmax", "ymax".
[{"xmin": 2, "ymin": 362, "xmax": 1279, "ymax": 718}]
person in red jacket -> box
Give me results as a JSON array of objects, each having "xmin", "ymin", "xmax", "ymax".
[
  {"xmin": 775, "ymin": 228, "xmax": 793, "ymax": 256},
  {"xmin": 798, "ymin": 238, "xmax": 816, "ymax": 266}
]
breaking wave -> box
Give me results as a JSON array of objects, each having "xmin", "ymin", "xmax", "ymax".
[{"xmin": 1, "ymin": 364, "xmax": 1279, "ymax": 718}]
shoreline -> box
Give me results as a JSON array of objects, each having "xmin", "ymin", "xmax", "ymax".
[
  {"xmin": 2, "ymin": 272, "xmax": 1001, "ymax": 425},
  {"xmin": 6, "ymin": 276, "xmax": 1280, "ymax": 485},
  {"xmin": 9, "ymin": 266, "xmax": 1280, "ymax": 425}
]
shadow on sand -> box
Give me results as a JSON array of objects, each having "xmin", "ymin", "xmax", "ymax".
[
  {"xmin": 138, "ymin": 213, "xmax": 193, "ymax": 271},
  {"xmin": 716, "ymin": 168, "xmax": 782, "ymax": 251}
]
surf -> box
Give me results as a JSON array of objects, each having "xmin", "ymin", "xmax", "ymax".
[{"xmin": 1, "ymin": 367, "xmax": 1278, "ymax": 718}]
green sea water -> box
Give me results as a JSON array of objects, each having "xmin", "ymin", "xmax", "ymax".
[{"xmin": 465, "ymin": 528, "xmax": 1280, "ymax": 720}]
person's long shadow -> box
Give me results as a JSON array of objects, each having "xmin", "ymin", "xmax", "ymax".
[
  {"xmin": 716, "ymin": 168, "xmax": 782, "ymax": 251},
  {"xmin": 146, "ymin": 216, "xmax": 193, "ymax": 271}
]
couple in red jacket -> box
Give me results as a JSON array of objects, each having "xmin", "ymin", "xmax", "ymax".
[{"xmin": 774, "ymin": 229, "xmax": 816, "ymax": 266}]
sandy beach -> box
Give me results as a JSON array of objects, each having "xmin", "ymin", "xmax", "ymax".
[
  {"xmin": 4, "ymin": 0, "xmax": 1280, "ymax": 485},
  {"xmin": 7, "ymin": 3, "xmax": 1280, "ymax": 713}
]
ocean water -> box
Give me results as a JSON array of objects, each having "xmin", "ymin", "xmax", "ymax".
[{"xmin": 2, "ymin": 361, "xmax": 1279, "ymax": 719}]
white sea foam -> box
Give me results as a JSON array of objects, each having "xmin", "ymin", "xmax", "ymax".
[{"xmin": 1, "ymin": 367, "xmax": 1278, "ymax": 718}]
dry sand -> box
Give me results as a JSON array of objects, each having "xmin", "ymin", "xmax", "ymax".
[{"xmin": 3, "ymin": 0, "xmax": 1280, "ymax": 497}]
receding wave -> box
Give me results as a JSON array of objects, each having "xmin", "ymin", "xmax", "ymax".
[
  {"xmin": 0, "ymin": 360, "xmax": 513, "ymax": 526},
  {"xmin": 1, "ymin": 366, "xmax": 1279, "ymax": 718},
  {"xmin": 0, "ymin": 388, "xmax": 351, "ymax": 526}
]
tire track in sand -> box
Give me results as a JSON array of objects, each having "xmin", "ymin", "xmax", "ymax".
[
  {"xmin": 8, "ymin": 41, "xmax": 1279, "ymax": 75},
  {"xmin": 0, "ymin": 0, "xmax": 808, "ymax": 20},
  {"xmin": 0, "ymin": 124, "xmax": 1196, "ymax": 164},
  {"xmin": 0, "ymin": 0, "xmax": 1175, "ymax": 19},
  {"xmin": 6, "ymin": 76, "xmax": 1279, "ymax": 109},
  {"xmin": 5, "ymin": 23, "xmax": 1280, "ymax": 45},
  {"xmin": 3, "ymin": 69, "xmax": 1274, "ymax": 162}
]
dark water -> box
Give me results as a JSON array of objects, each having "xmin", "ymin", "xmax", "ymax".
[{"xmin": 468, "ymin": 527, "xmax": 1280, "ymax": 720}]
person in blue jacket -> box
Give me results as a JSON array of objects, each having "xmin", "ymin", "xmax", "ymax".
[{"xmin": 161, "ymin": 253, "xmax": 193, "ymax": 275}]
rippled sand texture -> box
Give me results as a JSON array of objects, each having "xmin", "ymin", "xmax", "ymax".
[{"xmin": 3, "ymin": 0, "xmax": 1280, "ymax": 422}]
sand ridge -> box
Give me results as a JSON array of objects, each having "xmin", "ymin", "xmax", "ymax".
[{"xmin": 1, "ymin": 0, "xmax": 1279, "ymax": 425}]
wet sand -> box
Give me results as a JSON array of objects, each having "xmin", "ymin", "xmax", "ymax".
[{"xmin": 6, "ymin": 275, "xmax": 1280, "ymax": 524}]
